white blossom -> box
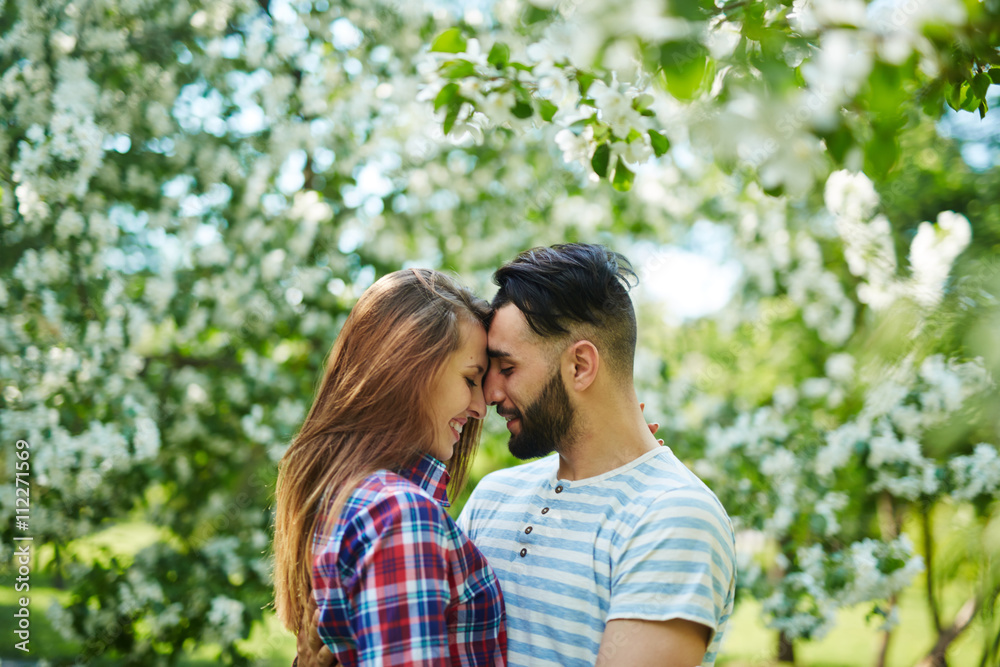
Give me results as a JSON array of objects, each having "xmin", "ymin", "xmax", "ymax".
[
  {"xmin": 814, "ymin": 492, "xmax": 848, "ymax": 536},
  {"xmin": 825, "ymin": 354, "xmax": 855, "ymax": 384},
  {"xmin": 908, "ymin": 211, "xmax": 972, "ymax": 307},
  {"xmin": 588, "ymin": 79, "xmax": 645, "ymax": 139},
  {"xmin": 950, "ymin": 444, "xmax": 1000, "ymax": 501},
  {"xmin": 554, "ymin": 125, "xmax": 596, "ymax": 167},
  {"xmin": 825, "ymin": 170, "xmax": 879, "ymax": 221},
  {"xmin": 816, "ymin": 419, "xmax": 870, "ymax": 478},
  {"xmin": 761, "ymin": 448, "xmax": 798, "ymax": 479},
  {"xmin": 206, "ymin": 596, "xmax": 245, "ymax": 644}
]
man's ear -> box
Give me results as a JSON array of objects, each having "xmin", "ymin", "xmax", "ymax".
[{"xmin": 565, "ymin": 340, "xmax": 599, "ymax": 392}]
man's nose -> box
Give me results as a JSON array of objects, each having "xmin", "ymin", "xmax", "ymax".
[{"xmin": 484, "ymin": 369, "xmax": 504, "ymax": 406}]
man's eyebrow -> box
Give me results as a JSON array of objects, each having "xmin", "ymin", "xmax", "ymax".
[{"xmin": 487, "ymin": 348, "xmax": 512, "ymax": 359}]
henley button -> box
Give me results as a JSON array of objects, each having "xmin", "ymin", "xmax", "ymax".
[
  {"xmin": 541, "ymin": 507, "xmax": 549, "ymax": 514},
  {"xmin": 525, "ymin": 526, "xmax": 533, "ymax": 534},
  {"xmin": 519, "ymin": 548, "xmax": 527, "ymax": 557},
  {"xmin": 555, "ymin": 485, "xmax": 564, "ymax": 493}
]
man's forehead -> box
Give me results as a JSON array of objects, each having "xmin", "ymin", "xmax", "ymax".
[{"xmin": 487, "ymin": 304, "xmax": 532, "ymax": 355}]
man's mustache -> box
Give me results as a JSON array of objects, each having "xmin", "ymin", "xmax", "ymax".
[{"xmin": 495, "ymin": 406, "xmax": 522, "ymax": 420}]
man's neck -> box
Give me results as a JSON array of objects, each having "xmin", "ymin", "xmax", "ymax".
[{"xmin": 555, "ymin": 394, "xmax": 660, "ymax": 481}]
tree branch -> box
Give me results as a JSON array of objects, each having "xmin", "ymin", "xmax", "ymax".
[
  {"xmin": 916, "ymin": 597, "xmax": 978, "ymax": 667},
  {"xmin": 922, "ymin": 505, "xmax": 943, "ymax": 635}
]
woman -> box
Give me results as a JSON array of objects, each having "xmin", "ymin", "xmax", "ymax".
[{"xmin": 273, "ymin": 268, "xmax": 506, "ymax": 666}]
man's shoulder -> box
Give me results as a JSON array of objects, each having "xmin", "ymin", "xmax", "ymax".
[
  {"xmin": 618, "ymin": 448, "xmax": 732, "ymax": 526},
  {"xmin": 630, "ymin": 447, "xmax": 720, "ymax": 495}
]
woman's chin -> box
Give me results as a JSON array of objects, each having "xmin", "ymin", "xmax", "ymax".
[{"xmin": 428, "ymin": 443, "xmax": 455, "ymax": 462}]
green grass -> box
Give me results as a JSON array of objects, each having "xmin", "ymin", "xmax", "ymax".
[
  {"xmin": 0, "ymin": 579, "xmax": 296, "ymax": 665},
  {"xmin": 3, "ymin": 518, "xmax": 991, "ymax": 666},
  {"xmin": 0, "ymin": 521, "xmax": 295, "ymax": 665},
  {"xmin": 717, "ymin": 580, "xmax": 986, "ymax": 667},
  {"xmin": 6, "ymin": 577, "xmax": 983, "ymax": 666}
]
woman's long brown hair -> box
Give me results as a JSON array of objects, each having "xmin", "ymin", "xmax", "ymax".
[{"xmin": 272, "ymin": 268, "xmax": 491, "ymax": 633}]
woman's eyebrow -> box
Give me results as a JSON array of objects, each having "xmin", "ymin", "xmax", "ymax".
[{"xmin": 465, "ymin": 363, "xmax": 485, "ymax": 373}]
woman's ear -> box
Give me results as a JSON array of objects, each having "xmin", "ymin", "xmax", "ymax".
[{"xmin": 565, "ymin": 339, "xmax": 599, "ymax": 392}]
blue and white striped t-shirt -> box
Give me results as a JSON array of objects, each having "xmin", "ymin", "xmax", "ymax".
[{"xmin": 458, "ymin": 446, "xmax": 736, "ymax": 667}]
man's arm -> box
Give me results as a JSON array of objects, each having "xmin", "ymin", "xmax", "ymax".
[
  {"xmin": 603, "ymin": 483, "xmax": 736, "ymax": 667},
  {"xmin": 595, "ymin": 618, "xmax": 710, "ymax": 667}
]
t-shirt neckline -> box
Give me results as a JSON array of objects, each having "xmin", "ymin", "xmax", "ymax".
[{"xmin": 551, "ymin": 446, "xmax": 669, "ymax": 489}]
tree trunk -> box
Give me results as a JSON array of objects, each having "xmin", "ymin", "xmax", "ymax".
[
  {"xmin": 53, "ymin": 542, "xmax": 65, "ymax": 589},
  {"xmin": 875, "ymin": 597, "xmax": 896, "ymax": 667},
  {"xmin": 916, "ymin": 597, "xmax": 977, "ymax": 667},
  {"xmin": 875, "ymin": 494, "xmax": 900, "ymax": 667},
  {"xmin": 777, "ymin": 630, "xmax": 795, "ymax": 664}
]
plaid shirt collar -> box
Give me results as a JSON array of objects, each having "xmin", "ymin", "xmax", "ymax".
[{"xmin": 396, "ymin": 454, "xmax": 451, "ymax": 508}]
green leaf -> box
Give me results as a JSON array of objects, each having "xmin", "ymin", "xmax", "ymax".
[
  {"xmin": 672, "ymin": 0, "xmax": 711, "ymax": 21},
  {"xmin": 511, "ymin": 100, "xmax": 533, "ymax": 119},
  {"xmin": 487, "ymin": 42, "xmax": 510, "ymax": 69},
  {"xmin": 820, "ymin": 125, "xmax": 852, "ymax": 164},
  {"xmin": 761, "ymin": 182, "xmax": 785, "ymax": 198},
  {"xmin": 433, "ymin": 82, "xmax": 459, "ymax": 111},
  {"xmin": 921, "ymin": 81, "xmax": 945, "ymax": 116},
  {"xmin": 625, "ymin": 128, "xmax": 642, "ymax": 143},
  {"xmin": 430, "ymin": 28, "xmax": 466, "ymax": 54},
  {"xmin": 576, "ymin": 71, "xmax": 596, "ymax": 96},
  {"xmin": 864, "ymin": 126, "xmax": 898, "ymax": 179},
  {"xmin": 510, "ymin": 62, "xmax": 533, "ymax": 72},
  {"xmin": 867, "ymin": 62, "xmax": 906, "ymax": 118},
  {"xmin": 538, "ymin": 99, "xmax": 558, "ymax": 122},
  {"xmin": 612, "ymin": 160, "xmax": 634, "ymax": 192},
  {"xmin": 591, "ymin": 143, "xmax": 610, "ymax": 178},
  {"xmin": 972, "ymin": 72, "xmax": 991, "ymax": 101},
  {"xmin": 990, "ymin": 68, "xmax": 1000, "ymax": 85},
  {"xmin": 648, "ymin": 130, "xmax": 670, "ymax": 157},
  {"xmin": 945, "ymin": 82, "xmax": 963, "ymax": 111},
  {"xmin": 632, "ymin": 93, "xmax": 654, "ymax": 111},
  {"xmin": 441, "ymin": 60, "xmax": 475, "ymax": 79},
  {"xmin": 521, "ymin": 4, "xmax": 551, "ymax": 24},
  {"xmin": 591, "ymin": 122, "xmax": 610, "ymax": 143},
  {"xmin": 960, "ymin": 83, "xmax": 980, "ymax": 112},
  {"xmin": 443, "ymin": 98, "xmax": 463, "ymax": 134},
  {"xmin": 979, "ymin": 98, "xmax": 989, "ymax": 120},
  {"xmin": 658, "ymin": 40, "xmax": 711, "ymax": 100},
  {"xmin": 741, "ymin": 1, "xmax": 768, "ymax": 41}
]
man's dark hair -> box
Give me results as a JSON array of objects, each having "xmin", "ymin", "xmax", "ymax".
[{"xmin": 492, "ymin": 243, "xmax": 638, "ymax": 379}]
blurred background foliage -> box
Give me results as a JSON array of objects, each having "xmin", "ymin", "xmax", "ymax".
[{"xmin": 1, "ymin": 0, "xmax": 998, "ymax": 665}]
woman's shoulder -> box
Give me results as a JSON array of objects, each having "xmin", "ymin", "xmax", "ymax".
[
  {"xmin": 343, "ymin": 469, "xmax": 450, "ymax": 526},
  {"xmin": 312, "ymin": 474, "xmax": 451, "ymax": 583}
]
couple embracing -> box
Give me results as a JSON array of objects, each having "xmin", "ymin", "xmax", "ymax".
[{"xmin": 273, "ymin": 244, "xmax": 736, "ymax": 667}]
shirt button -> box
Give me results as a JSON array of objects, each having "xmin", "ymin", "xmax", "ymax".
[
  {"xmin": 555, "ymin": 485, "xmax": 564, "ymax": 493},
  {"xmin": 541, "ymin": 507, "xmax": 549, "ymax": 514},
  {"xmin": 519, "ymin": 548, "xmax": 527, "ymax": 557},
  {"xmin": 525, "ymin": 526, "xmax": 533, "ymax": 534}
]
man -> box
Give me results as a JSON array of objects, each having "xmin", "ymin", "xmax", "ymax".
[
  {"xmin": 297, "ymin": 244, "xmax": 735, "ymax": 666},
  {"xmin": 456, "ymin": 244, "xmax": 735, "ymax": 667}
]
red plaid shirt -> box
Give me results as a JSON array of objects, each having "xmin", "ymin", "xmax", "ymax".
[{"xmin": 312, "ymin": 454, "xmax": 507, "ymax": 666}]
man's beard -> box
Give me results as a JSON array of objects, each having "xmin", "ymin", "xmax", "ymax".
[{"xmin": 502, "ymin": 369, "xmax": 576, "ymax": 460}]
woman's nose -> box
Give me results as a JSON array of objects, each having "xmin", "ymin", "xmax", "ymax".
[{"xmin": 468, "ymin": 385, "xmax": 486, "ymax": 419}]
